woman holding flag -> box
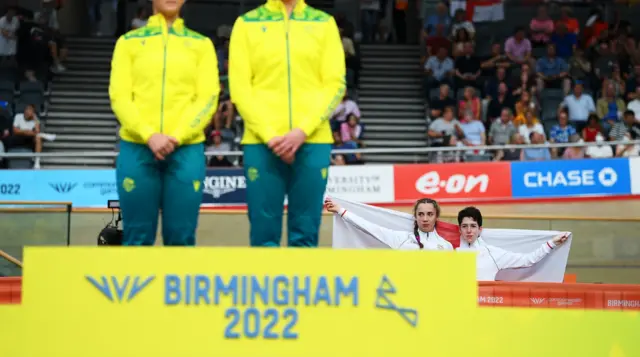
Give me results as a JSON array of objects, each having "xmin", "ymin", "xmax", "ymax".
[
  {"xmin": 456, "ymin": 206, "xmax": 569, "ymax": 281},
  {"xmin": 324, "ymin": 197, "xmax": 453, "ymax": 251}
]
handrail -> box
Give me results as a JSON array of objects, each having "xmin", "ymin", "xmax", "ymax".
[
  {"xmin": 0, "ymin": 140, "xmax": 637, "ymax": 158},
  {"xmin": 0, "ymin": 250, "xmax": 23, "ymax": 269}
]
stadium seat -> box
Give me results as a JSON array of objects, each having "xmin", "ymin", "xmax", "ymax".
[
  {"xmin": 0, "ymin": 66, "xmax": 17, "ymax": 85},
  {"xmin": 18, "ymin": 81, "xmax": 45, "ymax": 113},
  {"xmin": 0, "ymin": 80, "xmax": 14, "ymax": 106},
  {"xmin": 6, "ymin": 147, "xmax": 33, "ymax": 169},
  {"xmin": 464, "ymin": 153, "xmax": 493, "ymax": 162},
  {"xmin": 541, "ymin": 89, "xmax": 564, "ymax": 101}
]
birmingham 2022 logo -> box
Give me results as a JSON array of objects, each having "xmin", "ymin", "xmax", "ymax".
[
  {"xmin": 375, "ymin": 275, "xmax": 418, "ymax": 327},
  {"xmin": 86, "ymin": 275, "xmax": 155, "ymax": 303}
]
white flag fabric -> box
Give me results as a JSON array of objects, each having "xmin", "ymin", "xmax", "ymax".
[
  {"xmin": 330, "ymin": 197, "xmax": 572, "ymax": 283},
  {"xmin": 450, "ymin": 0, "xmax": 505, "ymax": 23}
]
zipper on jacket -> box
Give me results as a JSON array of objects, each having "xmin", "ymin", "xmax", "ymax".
[
  {"xmin": 285, "ymin": 14, "xmax": 293, "ymax": 130},
  {"xmin": 160, "ymin": 33, "xmax": 168, "ymax": 133}
]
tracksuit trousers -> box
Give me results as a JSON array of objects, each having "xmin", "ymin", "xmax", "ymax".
[
  {"xmin": 116, "ymin": 140, "xmax": 206, "ymax": 246},
  {"xmin": 243, "ymin": 143, "xmax": 332, "ymax": 247}
]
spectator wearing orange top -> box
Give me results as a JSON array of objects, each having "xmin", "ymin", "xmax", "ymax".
[
  {"xmin": 514, "ymin": 90, "xmax": 538, "ymax": 116},
  {"xmin": 557, "ymin": 6, "xmax": 579, "ymax": 35},
  {"xmin": 392, "ymin": 0, "xmax": 408, "ymax": 44},
  {"xmin": 584, "ymin": 8, "xmax": 608, "ymax": 48}
]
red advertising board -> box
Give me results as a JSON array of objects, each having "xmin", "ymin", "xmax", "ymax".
[{"xmin": 393, "ymin": 162, "xmax": 512, "ymax": 202}]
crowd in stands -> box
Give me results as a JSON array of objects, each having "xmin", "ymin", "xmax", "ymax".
[
  {"xmin": 422, "ymin": 2, "xmax": 640, "ymax": 163},
  {"xmin": 0, "ymin": 2, "xmax": 66, "ymax": 169}
]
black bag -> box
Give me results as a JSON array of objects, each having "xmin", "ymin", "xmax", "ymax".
[{"xmin": 98, "ymin": 226, "xmax": 122, "ymax": 246}]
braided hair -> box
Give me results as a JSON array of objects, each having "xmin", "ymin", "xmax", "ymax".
[{"xmin": 412, "ymin": 198, "xmax": 441, "ymax": 249}]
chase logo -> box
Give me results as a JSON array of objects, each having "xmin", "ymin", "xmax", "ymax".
[
  {"xmin": 86, "ymin": 275, "xmax": 155, "ymax": 303},
  {"xmin": 375, "ymin": 275, "xmax": 418, "ymax": 327},
  {"xmin": 50, "ymin": 182, "xmax": 77, "ymax": 193}
]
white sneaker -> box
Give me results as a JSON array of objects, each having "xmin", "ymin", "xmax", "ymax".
[
  {"xmin": 50, "ymin": 63, "xmax": 66, "ymax": 73},
  {"xmin": 33, "ymin": 160, "xmax": 40, "ymax": 169}
]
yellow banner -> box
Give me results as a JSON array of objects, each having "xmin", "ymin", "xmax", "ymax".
[{"xmin": 2, "ymin": 247, "xmax": 639, "ymax": 357}]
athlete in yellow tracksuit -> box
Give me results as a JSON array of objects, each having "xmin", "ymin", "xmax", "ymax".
[
  {"xmin": 109, "ymin": 11, "xmax": 219, "ymax": 246},
  {"xmin": 229, "ymin": 0, "xmax": 346, "ymax": 247}
]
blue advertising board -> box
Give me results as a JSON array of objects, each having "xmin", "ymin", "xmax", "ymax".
[
  {"xmin": 510, "ymin": 158, "xmax": 632, "ymax": 198},
  {"xmin": 200, "ymin": 168, "xmax": 246, "ymax": 205},
  {"xmin": 0, "ymin": 168, "xmax": 248, "ymax": 208},
  {"xmin": 0, "ymin": 169, "xmax": 118, "ymax": 207}
]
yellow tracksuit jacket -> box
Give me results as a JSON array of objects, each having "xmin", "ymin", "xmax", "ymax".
[
  {"xmin": 109, "ymin": 14, "xmax": 220, "ymax": 146},
  {"xmin": 229, "ymin": 0, "xmax": 346, "ymax": 145}
]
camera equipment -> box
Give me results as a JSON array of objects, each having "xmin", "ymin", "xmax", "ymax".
[{"xmin": 98, "ymin": 200, "xmax": 123, "ymax": 245}]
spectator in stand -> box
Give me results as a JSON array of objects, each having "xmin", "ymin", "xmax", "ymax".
[
  {"xmin": 481, "ymin": 44, "xmax": 511, "ymax": 81},
  {"xmin": 428, "ymin": 106, "xmax": 467, "ymax": 163},
  {"xmin": 584, "ymin": 8, "xmax": 608, "ymax": 48},
  {"xmin": 549, "ymin": 109, "xmax": 576, "ymax": 158},
  {"xmin": 360, "ymin": 0, "xmax": 380, "ymax": 44},
  {"xmin": 627, "ymin": 86, "xmax": 640, "ymax": 121},
  {"xmin": 422, "ymin": 1, "xmax": 450, "ymax": 39},
  {"xmin": 511, "ymin": 63, "xmax": 536, "ymax": 97},
  {"xmin": 428, "ymin": 83, "xmax": 455, "ymax": 120},
  {"xmin": 459, "ymin": 112, "xmax": 485, "ymax": 156},
  {"xmin": 504, "ymin": 26, "xmax": 532, "ymax": 66},
  {"xmin": 130, "ymin": 6, "xmax": 148, "ymax": 29},
  {"xmin": 582, "ymin": 113, "xmax": 602, "ymax": 142},
  {"xmin": 609, "ymin": 66, "xmax": 626, "ymax": 98},
  {"xmin": 331, "ymin": 92, "xmax": 360, "ymax": 133},
  {"xmin": 585, "ymin": 133, "xmax": 613, "ymax": 158},
  {"xmin": 0, "ymin": 7, "xmax": 19, "ymax": 64},
  {"xmin": 10, "ymin": 104, "xmax": 41, "ymax": 168},
  {"xmin": 483, "ymin": 63, "xmax": 507, "ymax": 99},
  {"xmin": 494, "ymin": 133, "xmax": 524, "ymax": 161},
  {"xmin": 550, "ymin": 22, "xmax": 576, "ymax": 59},
  {"xmin": 341, "ymin": 25, "xmax": 359, "ymax": 88},
  {"xmin": 514, "ymin": 90, "xmax": 537, "ymax": 116},
  {"xmin": 529, "ymin": 5, "xmax": 554, "ymax": 48},
  {"xmin": 331, "ymin": 154, "xmax": 346, "ymax": 166},
  {"xmin": 486, "ymin": 82, "xmax": 514, "ymax": 124},
  {"xmin": 536, "ymin": 43, "xmax": 570, "ymax": 94},
  {"xmin": 454, "ymin": 42, "xmax": 481, "ymax": 89},
  {"xmin": 216, "ymin": 26, "xmax": 230, "ymax": 80},
  {"xmin": 424, "ymin": 23, "xmax": 451, "ymax": 58},
  {"xmin": 35, "ymin": 8, "xmax": 66, "ymax": 73},
  {"xmin": 332, "ymin": 131, "xmax": 361, "ymax": 164},
  {"xmin": 458, "ymin": 86, "xmax": 480, "ymax": 122},
  {"xmin": 561, "ymin": 81, "xmax": 595, "ymax": 131},
  {"xmin": 517, "ymin": 109, "xmax": 544, "ymax": 143},
  {"xmin": 211, "ymin": 84, "xmax": 234, "ymax": 133},
  {"xmin": 562, "ymin": 134, "xmax": 585, "ymax": 160},
  {"xmin": 451, "ymin": 27, "xmax": 471, "ymax": 58},
  {"xmin": 0, "ymin": 104, "xmax": 11, "ymax": 166},
  {"xmin": 568, "ymin": 48, "xmax": 592, "ymax": 89},
  {"xmin": 626, "ymin": 65, "xmax": 640, "ymax": 101},
  {"xmin": 340, "ymin": 115, "xmax": 363, "ymax": 147},
  {"xmin": 596, "ymin": 81, "xmax": 625, "ymax": 133},
  {"xmin": 450, "ymin": 9, "xmax": 474, "ymax": 40},
  {"xmin": 593, "ymin": 42, "xmax": 618, "ymax": 91},
  {"xmin": 610, "ymin": 110, "xmax": 640, "ymax": 143},
  {"xmin": 206, "ymin": 131, "xmax": 233, "ymax": 167},
  {"xmin": 424, "ymin": 46, "xmax": 454, "ymax": 93},
  {"xmin": 557, "ymin": 6, "xmax": 579, "ymax": 35},
  {"xmin": 489, "ymin": 108, "xmax": 516, "ymax": 146},
  {"xmin": 615, "ymin": 132, "xmax": 640, "ymax": 157},
  {"xmin": 521, "ymin": 132, "xmax": 551, "ymax": 161}
]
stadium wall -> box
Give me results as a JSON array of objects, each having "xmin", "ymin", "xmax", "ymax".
[{"xmin": 0, "ymin": 158, "xmax": 639, "ymax": 208}]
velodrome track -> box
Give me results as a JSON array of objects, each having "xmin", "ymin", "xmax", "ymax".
[{"xmin": 1, "ymin": 196, "xmax": 639, "ymax": 283}]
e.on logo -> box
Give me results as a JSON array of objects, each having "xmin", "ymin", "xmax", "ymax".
[
  {"xmin": 393, "ymin": 162, "xmax": 512, "ymax": 201},
  {"xmin": 415, "ymin": 171, "xmax": 488, "ymax": 195}
]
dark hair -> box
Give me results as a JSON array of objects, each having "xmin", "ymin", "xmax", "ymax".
[
  {"xmin": 457, "ymin": 206, "xmax": 483, "ymax": 227},
  {"xmin": 624, "ymin": 110, "xmax": 635, "ymax": 117},
  {"xmin": 412, "ymin": 198, "xmax": 440, "ymax": 249}
]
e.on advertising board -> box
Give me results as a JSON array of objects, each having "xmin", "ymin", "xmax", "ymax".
[{"xmin": 393, "ymin": 162, "xmax": 512, "ymax": 202}]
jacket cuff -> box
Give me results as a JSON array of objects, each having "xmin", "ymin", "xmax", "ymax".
[
  {"xmin": 546, "ymin": 240, "xmax": 556, "ymax": 250},
  {"xmin": 338, "ymin": 208, "xmax": 347, "ymax": 217}
]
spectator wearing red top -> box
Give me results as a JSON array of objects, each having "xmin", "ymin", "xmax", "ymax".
[
  {"xmin": 425, "ymin": 23, "xmax": 451, "ymax": 57},
  {"xmin": 582, "ymin": 114, "xmax": 602, "ymax": 143}
]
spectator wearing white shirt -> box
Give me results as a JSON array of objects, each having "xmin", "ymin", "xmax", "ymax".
[
  {"xmin": 560, "ymin": 81, "xmax": 595, "ymax": 132},
  {"xmin": 585, "ymin": 133, "xmax": 613, "ymax": 158},
  {"xmin": 626, "ymin": 86, "xmax": 640, "ymax": 122},
  {"xmin": 450, "ymin": 9, "xmax": 475, "ymax": 39},
  {"xmin": 10, "ymin": 104, "xmax": 42, "ymax": 169},
  {"xmin": 330, "ymin": 93, "xmax": 360, "ymax": 132},
  {"xmin": 0, "ymin": 7, "xmax": 19, "ymax": 61},
  {"xmin": 456, "ymin": 206, "xmax": 569, "ymax": 281}
]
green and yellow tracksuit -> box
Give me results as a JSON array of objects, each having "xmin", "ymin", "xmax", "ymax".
[
  {"xmin": 109, "ymin": 14, "xmax": 219, "ymax": 246},
  {"xmin": 229, "ymin": 0, "xmax": 346, "ymax": 247}
]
